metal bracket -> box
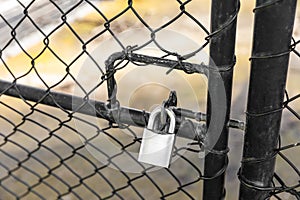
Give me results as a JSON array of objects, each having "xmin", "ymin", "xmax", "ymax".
[{"xmin": 104, "ymin": 50, "xmax": 245, "ymax": 131}]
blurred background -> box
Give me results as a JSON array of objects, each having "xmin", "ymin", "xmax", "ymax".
[{"xmin": 0, "ymin": 0, "xmax": 299, "ymax": 199}]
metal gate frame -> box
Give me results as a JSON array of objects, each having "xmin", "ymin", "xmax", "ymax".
[
  {"xmin": 0, "ymin": 0, "xmax": 299, "ymax": 199},
  {"xmin": 239, "ymin": 0, "xmax": 298, "ymax": 199},
  {"xmin": 203, "ymin": 0, "xmax": 239, "ymax": 199}
]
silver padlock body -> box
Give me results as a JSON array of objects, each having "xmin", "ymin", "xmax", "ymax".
[{"xmin": 138, "ymin": 128, "xmax": 175, "ymax": 168}]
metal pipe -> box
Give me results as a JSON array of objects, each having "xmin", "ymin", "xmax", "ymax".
[
  {"xmin": 0, "ymin": 79, "xmax": 244, "ymax": 137},
  {"xmin": 239, "ymin": 0, "xmax": 297, "ymax": 199},
  {"xmin": 0, "ymin": 80, "xmax": 205, "ymax": 140},
  {"xmin": 203, "ymin": 0, "xmax": 239, "ymax": 199}
]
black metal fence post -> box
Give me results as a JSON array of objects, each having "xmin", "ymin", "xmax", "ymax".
[
  {"xmin": 239, "ymin": 0, "xmax": 297, "ymax": 199},
  {"xmin": 203, "ymin": 0, "xmax": 238, "ymax": 199}
]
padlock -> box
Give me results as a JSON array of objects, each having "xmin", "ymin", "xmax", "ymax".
[{"xmin": 138, "ymin": 106, "xmax": 176, "ymax": 168}]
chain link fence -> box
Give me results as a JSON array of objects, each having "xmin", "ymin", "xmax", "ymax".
[
  {"xmin": 0, "ymin": 0, "xmax": 229, "ymax": 199},
  {"xmin": 0, "ymin": 0, "xmax": 299, "ymax": 200}
]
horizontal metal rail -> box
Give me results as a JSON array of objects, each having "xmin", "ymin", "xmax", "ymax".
[
  {"xmin": 0, "ymin": 80, "xmax": 244, "ymax": 140},
  {"xmin": 0, "ymin": 80, "xmax": 205, "ymax": 140}
]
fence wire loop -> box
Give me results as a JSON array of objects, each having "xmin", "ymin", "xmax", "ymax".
[
  {"xmin": 253, "ymin": 0, "xmax": 283, "ymax": 13},
  {"xmin": 205, "ymin": 0, "xmax": 240, "ymax": 41}
]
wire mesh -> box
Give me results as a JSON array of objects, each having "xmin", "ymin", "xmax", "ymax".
[
  {"xmin": 4, "ymin": 1, "xmax": 300, "ymax": 200},
  {"xmin": 0, "ymin": 0, "xmax": 228, "ymax": 199}
]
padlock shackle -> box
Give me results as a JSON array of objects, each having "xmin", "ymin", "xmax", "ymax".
[{"xmin": 147, "ymin": 107, "xmax": 176, "ymax": 134}]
